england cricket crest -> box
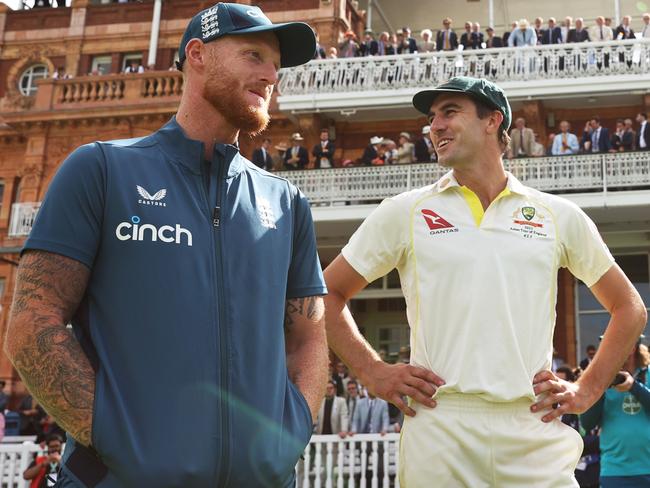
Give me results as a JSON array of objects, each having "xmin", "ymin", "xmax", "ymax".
[{"xmin": 521, "ymin": 206, "xmax": 536, "ymax": 221}]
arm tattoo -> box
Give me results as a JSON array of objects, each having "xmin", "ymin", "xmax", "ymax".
[
  {"xmin": 6, "ymin": 250, "xmax": 94, "ymax": 446},
  {"xmin": 284, "ymin": 296, "xmax": 322, "ymax": 329}
]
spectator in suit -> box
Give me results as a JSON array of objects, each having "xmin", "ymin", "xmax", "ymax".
[
  {"xmin": 509, "ymin": 117, "xmax": 535, "ymax": 158},
  {"xmin": 251, "ymin": 138, "xmax": 274, "ymax": 170},
  {"xmin": 315, "ymin": 381, "xmax": 349, "ymax": 437},
  {"xmin": 436, "ymin": 17, "xmax": 458, "ymax": 51},
  {"xmin": 312, "ymin": 128, "xmax": 335, "ymax": 169},
  {"xmin": 637, "ymin": 112, "xmax": 650, "ymax": 150},
  {"xmin": 376, "ymin": 31, "xmax": 391, "ymax": 56},
  {"xmin": 313, "ymin": 32, "xmax": 326, "ymax": 59},
  {"xmin": 622, "ymin": 118, "xmax": 636, "ymax": 151},
  {"xmin": 582, "ymin": 116, "xmax": 611, "ymax": 153},
  {"xmin": 283, "ymin": 133, "xmax": 309, "ymax": 170},
  {"xmin": 395, "ymin": 132, "xmax": 415, "ymax": 164},
  {"xmin": 333, "ymin": 361, "xmax": 349, "ymax": 395},
  {"xmin": 508, "ymin": 19, "xmax": 537, "ymax": 47},
  {"xmin": 614, "ymin": 15, "xmax": 635, "ymax": 39},
  {"xmin": 560, "ymin": 17, "xmax": 573, "ymax": 43},
  {"xmin": 533, "ymin": 17, "xmax": 544, "ymax": 45},
  {"xmin": 569, "ymin": 18, "xmax": 590, "ymax": 43},
  {"xmin": 418, "ymin": 29, "xmax": 436, "ymax": 53},
  {"xmin": 590, "ymin": 16, "xmax": 613, "ymax": 42},
  {"xmin": 23, "ymin": 433, "xmax": 63, "ymax": 488},
  {"xmin": 552, "ymin": 120, "xmax": 580, "ymax": 155},
  {"xmin": 350, "ymin": 393, "xmax": 389, "ymax": 435},
  {"xmin": 361, "ymin": 136, "xmax": 383, "ymax": 165},
  {"xmin": 642, "ymin": 13, "xmax": 650, "ymax": 38},
  {"xmin": 400, "ymin": 27, "xmax": 418, "ymax": 54},
  {"xmin": 610, "ymin": 119, "xmax": 625, "ymax": 152},
  {"xmin": 541, "ymin": 17, "xmax": 562, "ymax": 44},
  {"xmin": 414, "ymin": 125, "xmax": 436, "ymax": 162},
  {"xmin": 360, "ymin": 30, "xmax": 378, "ymax": 56},
  {"xmin": 460, "ymin": 21, "xmax": 474, "ymax": 50},
  {"xmin": 485, "ymin": 27, "xmax": 503, "ymax": 48},
  {"xmin": 471, "ymin": 22, "xmax": 484, "ymax": 48},
  {"xmin": 502, "ymin": 20, "xmax": 517, "ymax": 46},
  {"xmin": 339, "ymin": 31, "xmax": 359, "ymax": 58},
  {"xmin": 346, "ymin": 380, "xmax": 361, "ymax": 426},
  {"xmin": 580, "ymin": 345, "xmax": 597, "ymax": 370}
]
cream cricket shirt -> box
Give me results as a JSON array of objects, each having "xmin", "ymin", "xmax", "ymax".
[{"xmin": 342, "ymin": 171, "xmax": 614, "ymax": 402}]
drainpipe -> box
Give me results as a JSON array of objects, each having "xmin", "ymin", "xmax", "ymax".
[{"xmin": 147, "ymin": 0, "xmax": 162, "ymax": 68}]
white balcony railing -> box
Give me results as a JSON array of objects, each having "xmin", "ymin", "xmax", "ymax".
[
  {"xmin": 8, "ymin": 202, "xmax": 41, "ymax": 238},
  {"xmin": 276, "ymin": 151, "xmax": 650, "ymax": 205},
  {"xmin": 0, "ymin": 436, "xmax": 397, "ymax": 488},
  {"xmin": 277, "ymin": 39, "xmax": 650, "ymax": 110},
  {"xmin": 297, "ymin": 433, "xmax": 400, "ymax": 488}
]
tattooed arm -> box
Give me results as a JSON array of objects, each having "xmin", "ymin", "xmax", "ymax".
[
  {"xmin": 4, "ymin": 250, "xmax": 94, "ymax": 446},
  {"xmin": 285, "ymin": 296, "xmax": 328, "ymax": 420}
]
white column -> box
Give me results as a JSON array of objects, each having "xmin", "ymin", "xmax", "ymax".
[
  {"xmin": 488, "ymin": 0, "xmax": 494, "ymax": 30},
  {"xmin": 366, "ymin": 0, "xmax": 372, "ymax": 31},
  {"xmin": 147, "ymin": 0, "xmax": 163, "ymax": 68},
  {"xmin": 614, "ymin": 0, "xmax": 620, "ymax": 26}
]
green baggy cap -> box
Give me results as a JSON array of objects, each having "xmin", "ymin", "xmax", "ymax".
[{"xmin": 412, "ymin": 76, "xmax": 512, "ymax": 131}]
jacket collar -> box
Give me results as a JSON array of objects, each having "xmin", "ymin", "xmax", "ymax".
[{"xmin": 154, "ymin": 116, "xmax": 245, "ymax": 178}]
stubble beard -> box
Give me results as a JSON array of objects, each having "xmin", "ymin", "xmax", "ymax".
[{"xmin": 202, "ymin": 62, "xmax": 271, "ymax": 136}]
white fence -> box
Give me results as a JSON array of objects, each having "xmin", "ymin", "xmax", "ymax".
[
  {"xmin": 276, "ymin": 151, "xmax": 650, "ymax": 205},
  {"xmin": 298, "ymin": 434, "xmax": 400, "ymax": 488},
  {"xmin": 278, "ymin": 39, "xmax": 650, "ymax": 96},
  {"xmin": 0, "ymin": 436, "xmax": 396, "ymax": 488}
]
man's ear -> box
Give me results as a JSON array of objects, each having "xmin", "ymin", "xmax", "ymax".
[
  {"xmin": 185, "ymin": 39, "xmax": 206, "ymax": 73},
  {"xmin": 486, "ymin": 111, "xmax": 504, "ymax": 135}
]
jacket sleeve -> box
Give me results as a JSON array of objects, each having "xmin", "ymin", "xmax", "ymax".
[{"xmin": 630, "ymin": 376, "xmax": 650, "ymax": 411}]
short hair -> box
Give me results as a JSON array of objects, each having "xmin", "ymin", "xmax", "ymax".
[
  {"xmin": 421, "ymin": 29, "xmax": 433, "ymax": 38},
  {"xmin": 471, "ymin": 98, "xmax": 511, "ymax": 153},
  {"xmin": 320, "ymin": 128, "xmax": 329, "ymax": 133},
  {"xmin": 556, "ymin": 366, "xmax": 576, "ymax": 382},
  {"xmin": 586, "ymin": 344, "xmax": 596, "ymax": 351},
  {"xmin": 46, "ymin": 433, "xmax": 64, "ymax": 445},
  {"xmin": 639, "ymin": 112, "xmax": 648, "ymax": 120},
  {"xmin": 442, "ymin": 17, "xmax": 452, "ymax": 25},
  {"xmin": 327, "ymin": 380, "xmax": 337, "ymax": 388},
  {"xmin": 616, "ymin": 118, "xmax": 624, "ymax": 125},
  {"xmin": 347, "ymin": 380, "xmax": 358, "ymax": 388},
  {"xmin": 548, "ymin": 17, "xmax": 556, "ymax": 23},
  {"xmin": 590, "ymin": 115, "xmax": 600, "ymax": 123},
  {"xmin": 262, "ymin": 137, "xmax": 271, "ymax": 143}
]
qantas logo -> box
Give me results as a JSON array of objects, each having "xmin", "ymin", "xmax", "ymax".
[{"xmin": 421, "ymin": 209, "xmax": 458, "ymax": 235}]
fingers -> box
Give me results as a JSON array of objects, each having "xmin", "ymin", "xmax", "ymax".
[
  {"xmin": 401, "ymin": 384, "xmax": 437, "ymax": 409},
  {"xmin": 409, "ymin": 365, "xmax": 446, "ymax": 387},
  {"xmin": 532, "ymin": 370, "xmax": 555, "ymax": 384},
  {"xmin": 391, "ymin": 394, "xmax": 416, "ymax": 417}
]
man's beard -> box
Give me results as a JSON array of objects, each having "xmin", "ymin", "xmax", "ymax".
[{"xmin": 202, "ymin": 61, "xmax": 270, "ymax": 136}]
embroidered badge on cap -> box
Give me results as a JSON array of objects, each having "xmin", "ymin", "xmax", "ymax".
[{"xmin": 200, "ymin": 6, "xmax": 220, "ymax": 39}]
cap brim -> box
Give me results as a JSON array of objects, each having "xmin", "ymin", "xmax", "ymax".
[
  {"xmin": 412, "ymin": 87, "xmax": 468, "ymax": 115},
  {"xmin": 227, "ymin": 22, "xmax": 316, "ymax": 68}
]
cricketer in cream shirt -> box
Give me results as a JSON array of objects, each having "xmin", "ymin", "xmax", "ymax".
[{"xmin": 342, "ymin": 170, "xmax": 614, "ymax": 402}]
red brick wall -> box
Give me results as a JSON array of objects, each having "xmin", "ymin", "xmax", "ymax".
[
  {"xmin": 5, "ymin": 7, "xmax": 71, "ymax": 31},
  {"xmin": 85, "ymin": 1, "xmax": 154, "ymax": 26}
]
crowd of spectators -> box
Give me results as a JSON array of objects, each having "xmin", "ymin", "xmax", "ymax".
[
  {"xmin": 251, "ymin": 112, "xmax": 649, "ymax": 172},
  {"xmin": 315, "ymin": 13, "xmax": 650, "ymax": 60}
]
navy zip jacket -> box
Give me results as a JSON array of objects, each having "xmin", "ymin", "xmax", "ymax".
[{"xmin": 24, "ymin": 117, "xmax": 327, "ymax": 487}]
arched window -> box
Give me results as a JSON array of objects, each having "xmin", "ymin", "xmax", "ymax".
[{"xmin": 18, "ymin": 64, "xmax": 49, "ymax": 96}]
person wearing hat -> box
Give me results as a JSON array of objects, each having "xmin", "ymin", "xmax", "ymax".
[
  {"xmin": 6, "ymin": 3, "xmax": 328, "ymax": 486},
  {"xmin": 339, "ymin": 30, "xmax": 360, "ymax": 58},
  {"xmin": 395, "ymin": 132, "xmax": 415, "ymax": 164},
  {"xmin": 361, "ymin": 136, "xmax": 384, "ymax": 166},
  {"xmin": 581, "ymin": 335, "xmax": 650, "ymax": 487},
  {"xmin": 414, "ymin": 124, "xmax": 436, "ymax": 162},
  {"xmin": 323, "ymin": 76, "xmax": 647, "ymax": 485},
  {"xmin": 284, "ymin": 132, "xmax": 308, "ymax": 170}
]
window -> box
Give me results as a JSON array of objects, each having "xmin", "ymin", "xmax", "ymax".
[
  {"xmin": 577, "ymin": 254, "xmax": 650, "ymax": 361},
  {"xmin": 0, "ymin": 181, "xmax": 5, "ymax": 216},
  {"xmin": 91, "ymin": 55, "xmax": 112, "ymax": 75},
  {"xmin": 18, "ymin": 64, "xmax": 49, "ymax": 96},
  {"xmin": 122, "ymin": 53, "xmax": 143, "ymax": 72}
]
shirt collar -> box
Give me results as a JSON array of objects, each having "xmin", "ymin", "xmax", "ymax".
[
  {"xmin": 153, "ymin": 116, "xmax": 244, "ymax": 178},
  {"xmin": 434, "ymin": 169, "xmax": 529, "ymax": 196}
]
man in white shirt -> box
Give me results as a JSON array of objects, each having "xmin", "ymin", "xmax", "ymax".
[
  {"xmin": 642, "ymin": 13, "xmax": 650, "ymax": 38},
  {"xmin": 637, "ymin": 112, "xmax": 649, "ymax": 150},
  {"xmin": 552, "ymin": 120, "xmax": 579, "ymax": 155},
  {"xmin": 323, "ymin": 76, "xmax": 647, "ymax": 486},
  {"xmin": 590, "ymin": 16, "xmax": 613, "ymax": 42}
]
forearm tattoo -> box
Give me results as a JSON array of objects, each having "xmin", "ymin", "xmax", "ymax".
[
  {"xmin": 7, "ymin": 251, "xmax": 94, "ymax": 446},
  {"xmin": 284, "ymin": 296, "xmax": 324, "ymax": 329}
]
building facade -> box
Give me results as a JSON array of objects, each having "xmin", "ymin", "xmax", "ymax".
[{"xmin": 0, "ymin": 0, "xmax": 649, "ymax": 399}]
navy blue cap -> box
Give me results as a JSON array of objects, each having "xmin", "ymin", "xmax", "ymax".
[{"xmin": 177, "ymin": 3, "xmax": 316, "ymax": 69}]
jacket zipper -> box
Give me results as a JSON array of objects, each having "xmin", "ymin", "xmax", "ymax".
[{"xmin": 199, "ymin": 156, "xmax": 230, "ymax": 485}]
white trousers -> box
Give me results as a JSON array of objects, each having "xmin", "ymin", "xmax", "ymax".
[{"xmin": 399, "ymin": 394, "xmax": 582, "ymax": 488}]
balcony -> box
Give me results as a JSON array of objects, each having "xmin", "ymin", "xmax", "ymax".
[
  {"xmin": 277, "ymin": 39, "xmax": 650, "ymax": 115},
  {"xmin": 0, "ymin": 72, "xmax": 183, "ymax": 123},
  {"xmin": 9, "ymin": 152, "xmax": 650, "ymax": 240},
  {"xmin": 276, "ymin": 151, "xmax": 650, "ymax": 206}
]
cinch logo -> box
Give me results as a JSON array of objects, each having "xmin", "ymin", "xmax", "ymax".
[
  {"xmin": 421, "ymin": 209, "xmax": 457, "ymax": 234},
  {"xmin": 115, "ymin": 216, "xmax": 193, "ymax": 247}
]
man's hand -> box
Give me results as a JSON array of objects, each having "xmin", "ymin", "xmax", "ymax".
[
  {"xmin": 364, "ymin": 362, "xmax": 443, "ymax": 417},
  {"xmin": 530, "ymin": 370, "xmax": 598, "ymax": 422},
  {"xmin": 337, "ymin": 431, "xmax": 347, "ymax": 439},
  {"xmin": 613, "ymin": 371, "xmax": 635, "ymax": 393},
  {"xmin": 48, "ymin": 452, "xmax": 62, "ymax": 464}
]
